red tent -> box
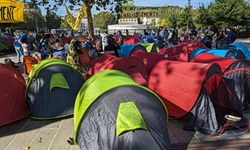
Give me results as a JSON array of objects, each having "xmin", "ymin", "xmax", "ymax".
[
  {"xmin": 191, "ymin": 53, "xmax": 240, "ymax": 72},
  {"xmin": 84, "ymin": 54, "xmax": 119, "ymax": 79},
  {"xmin": 123, "ymin": 35, "xmax": 139, "ymax": 45},
  {"xmin": 191, "ymin": 53, "xmax": 250, "ymax": 109},
  {"xmin": 131, "ymin": 50, "xmax": 166, "ymax": 74},
  {"xmin": 178, "ymin": 41, "xmax": 207, "ymax": 53},
  {"xmin": 85, "ymin": 55, "xmax": 149, "ymax": 86},
  {"xmin": 0, "ymin": 64, "xmax": 29, "ymax": 126},
  {"xmin": 159, "ymin": 46, "xmax": 190, "ymax": 62},
  {"xmin": 6, "ymin": 36, "xmax": 15, "ymax": 47},
  {"xmin": 148, "ymin": 60, "xmax": 248, "ymax": 135},
  {"xmin": 182, "ymin": 39, "xmax": 197, "ymax": 43}
]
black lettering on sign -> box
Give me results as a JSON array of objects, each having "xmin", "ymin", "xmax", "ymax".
[{"xmin": 0, "ymin": 6, "xmax": 16, "ymax": 21}]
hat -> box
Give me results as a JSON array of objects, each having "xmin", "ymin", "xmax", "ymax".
[
  {"xmin": 76, "ymin": 35, "xmax": 86, "ymax": 42},
  {"xmin": 51, "ymin": 42, "xmax": 64, "ymax": 50}
]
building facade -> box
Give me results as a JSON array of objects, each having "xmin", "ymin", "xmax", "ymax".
[{"xmin": 108, "ymin": 18, "xmax": 147, "ymax": 34}]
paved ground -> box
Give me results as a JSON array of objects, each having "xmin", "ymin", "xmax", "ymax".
[{"xmin": 1, "ymin": 39, "xmax": 250, "ymax": 150}]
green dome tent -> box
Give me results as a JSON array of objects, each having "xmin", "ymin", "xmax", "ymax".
[
  {"xmin": 0, "ymin": 39, "xmax": 8, "ymax": 51},
  {"xmin": 26, "ymin": 59, "xmax": 85, "ymax": 119},
  {"xmin": 74, "ymin": 70, "xmax": 171, "ymax": 150},
  {"xmin": 137, "ymin": 43, "xmax": 159, "ymax": 53}
]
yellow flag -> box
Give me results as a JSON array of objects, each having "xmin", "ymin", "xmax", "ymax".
[
  {"xmin": 0, "ymin": 0, "xmax": 25, "ymax": 23},
  {"xmin": 65, "ymin": 4, "xmax": 87, "ymax": 30}
]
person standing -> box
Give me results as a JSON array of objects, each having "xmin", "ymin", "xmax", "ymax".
[
  {"xmin": 67, "ymin": 35, "xmax": 85, "ymax": 71},
  {"xmin": 64, "ymin": 41, "xmax": 70, "ymax": 56},
  {"xmin": 117, "ymin": 30, "xmax": 124, "ymax": 46},
  {"xmin": 19, "ymin": 30, "xmax": 29, "ymax": 46},
  {"xmin": 126, "ymin": 29, "xmax": 129, "ymax": 37},
  {"xmin": 13, "ymin": 34, "xmax": 23, "ymax": 63},
  {"xmin": 21, "ymin": 39, "xmax": 31, "ymax": 56},
  {"xmin": 101, "ymin": 31, "xmax": 108, "ymax": 51},
  {"xmin": 197, "ymin": 28, "xmax": 202, "ymax": 40},
  {"xmin": 204, "ymin": 27, "xmax": 209, "ymax": 36},
  {"xmin": 38, "ymin": 31, "xmax": 51, "ymax": 60},
  {"xmin": 143, "ymin": 29, "xmax": 148, "ymax": 35},
  {"xmin": 159, "ymin": 26, "xmax": 164, "ymax": 39},
  {"xmin": 216, "ymin": 27, "xmax": 225, "ymax": 48},
  {"xmin": 225, "ymin": 27, "xmax": 232, "ymax": 44},
  {"xmin": 49, "ymin": 34, "xmax": 55, "ymax": 45},
  {"xmin": 164, "ymin": 28, "xmax": 169, "ymax": 42}
]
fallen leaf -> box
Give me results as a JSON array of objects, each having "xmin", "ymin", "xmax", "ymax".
[{"xmin": 25, "ymin": 145, "xmax": 30, "ymax": 149}]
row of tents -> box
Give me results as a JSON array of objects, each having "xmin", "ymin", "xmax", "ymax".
[
  {"xmin": 1, "ymin": 39, "xmax": 250, "ymax": 149},
  {"xmin": 0, "ymin": 58, "xmax": 172, "ymax": 149}
]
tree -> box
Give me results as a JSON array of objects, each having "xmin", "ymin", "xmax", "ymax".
[
  {"xmin": 46, "ymin": 11, "xmax": 62, "ymax": 30},
  {"xmin": 167, "ymin": 9, "xmax": 180, "ymax": 29},
  {"xmin": 28, "ymin": 0, "xmax": 126, "ymax": 42},
  {"xmin": 137, "ymin": 17, "xmax": 143, "ymax": 24},
  {"xmin": 93, "ymin": 11, "xmax": 116, "ymax": 29},
  {"xmin": 160, "ymin": 19, "xmax": 167, "ymax": 28},
  {"xmin": 194, "ymin": 4, "xmax": 212, "ymax": 28},
  {"xmin": 148, "ymin": 18, "xmax": 158, "ymax": 29},
  {"xmin": 178, "ymin": 6, "xmax": 195, "ymax": 29},
  {"xmin": 209, "ymin": 0, "xmax": 250, "ymax": 28},
  {"xmin": 60, "ymin": 16, "xmax": 72, "ymax": 29}
]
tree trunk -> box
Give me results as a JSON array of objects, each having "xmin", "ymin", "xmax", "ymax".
[{"xmin": 84, "ymin": 1, "xmax": 94, "ymax": 43}]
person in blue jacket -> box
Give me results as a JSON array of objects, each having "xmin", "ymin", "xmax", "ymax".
[
  {"xmin": 225, "ymin": 27, "xmax": 232, "ymax": 44},
  {"xmin": 13, "ymin": 33, "xmax": 23, "ymax": 63}
]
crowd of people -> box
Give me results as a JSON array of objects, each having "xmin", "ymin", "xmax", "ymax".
[
  {"xmin": 13, "ymin": 30, "xmax": 94, "ymax": 72},
  {"xmin": 11, "ymin": 26, "xmax": 236, "ymax": 73},
  {"xmin": 179, "ymin": 26, "xmax": 235, "ymax": 49}
]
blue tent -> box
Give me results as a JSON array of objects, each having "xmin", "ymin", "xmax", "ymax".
[
  {"xmin": 218, "ymin": 43, "xmax": 250, "ymax": 60},
  {"xmin": 189, "ymin": 48, "xmax": 237, "ymax": 61},
  {"xmin": 118, "ymin": 44, "xmax": 147, "ymax": 57},
  {"xmin": 139, "ymin": 35, "xmax": 158, "ymax": 43}
]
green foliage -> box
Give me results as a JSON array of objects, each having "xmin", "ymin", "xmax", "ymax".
[
  {"xmin": 46, "ymin": 11, "xmax": 62, "ymax": 30},
  {"xmin": 93, "ymin": 11, "xmax": 116, "ymax": 29},
  {"xmin": 160, "ymin": 19, "xmax": 167, "ymax": 28},
  {"xmin": 148, "ymin": 18, "xmax": 158, "ymax": 29},
  {"xmin": 25, "ymin": 0, "xmax": 126, "ymax": 42},
  {"xmin": 138, "ymin": 17, "xmax": 143, "ymax": 24},
  {"xmin": 178, "ymin": 6, "xmax": 195, "ymax": 29},
  {"xmin": 60, "ymin": 16, "xmax": 71, "ymax": 29},
  {"xmin": 167, "ymin": 9, "xmax": 180, "ymax": 28},
  {"xmin": 194, "ymin": 4, "xmax": 212, "ymax": 27},
  {"xmin": 209, "ymin": 0, "xmax": 250, "ymax": 28}
]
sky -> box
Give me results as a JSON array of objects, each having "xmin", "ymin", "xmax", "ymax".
[{"xmin": 40, "ymin": 0, "xmax": 213, "ymax": 16}]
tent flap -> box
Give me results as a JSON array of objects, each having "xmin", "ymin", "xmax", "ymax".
[
  {"xmin": 50, "ymin": 73, "xmax": 70, "ymax": 92},
  {"xmin": 116, "ymin": 101, "xmax": 148, "ymax": 136}
]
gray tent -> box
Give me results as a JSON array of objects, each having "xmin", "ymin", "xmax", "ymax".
[
  {"xmin": 26, "ymin": 59, "xmax": 85, "ymax": 119},
  {"xmin": 74, "ymin": 70, "xmax": 171, "ymax": 150}
]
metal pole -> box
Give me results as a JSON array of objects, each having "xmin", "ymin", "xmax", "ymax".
[{"xmin": 187, "ymin": 0, "xmax": 190, "ymax": 31}]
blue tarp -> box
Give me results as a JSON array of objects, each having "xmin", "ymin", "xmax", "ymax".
[
  {"xmin": 189, "ymin": 48, "xmax": 237, "ymax": 61},
  {"xmin": 118, "ymin": 44, "xmax": 147, "ymax": 57},
  {"xmin": 219, "ymin": 43, "xmax": 250, "ymax": 60}
]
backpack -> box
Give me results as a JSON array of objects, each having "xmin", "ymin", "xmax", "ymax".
[{"xmin": 231, "ymin": 32, "xmax": 237, "ymax": 43}]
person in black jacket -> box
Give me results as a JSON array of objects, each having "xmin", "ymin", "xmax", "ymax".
[{"xmin": 216, "ymin": 27, "xmax": 225, "ymax": 48}]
